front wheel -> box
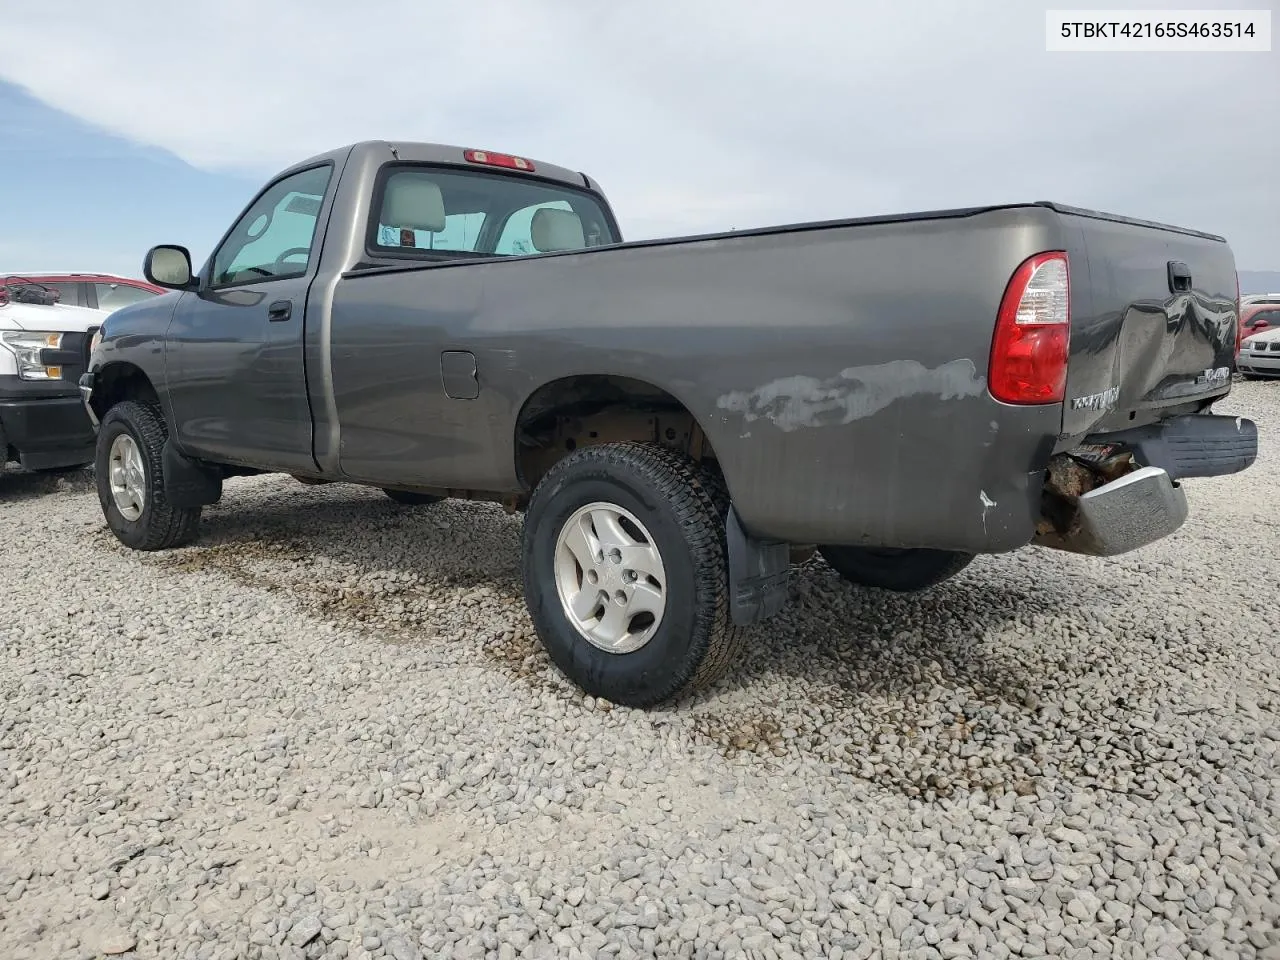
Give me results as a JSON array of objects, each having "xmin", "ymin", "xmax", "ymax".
[
  {"xmin": 818, "ymin": 544, "xmax": 974, "ymax": 592},
  {"xmin": 521, "ymin": 442, "xmax": 745, "ymax": 708},
  {"xmin": 95, "ymin": 401, "xmax": 201, "ymax": 551}
]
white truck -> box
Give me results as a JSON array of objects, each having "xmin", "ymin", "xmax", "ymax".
[{"xmin": 0, "ymin": 278, "xmax": 111, "ymax": 472}]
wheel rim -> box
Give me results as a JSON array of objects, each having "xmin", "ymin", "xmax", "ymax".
[
  {"xmin": 108, "ymin": 433, "xmax": 146, "ymax": 521},
  {"xmin": 553, "ymin": 501, "xmax": 668, "ymax": 654}
]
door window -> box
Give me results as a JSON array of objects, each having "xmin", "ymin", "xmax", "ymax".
[
  {"xmin": 211, "ymin": 165, "xmax": 332, "ymax": 288},
  {"xmin": 93, "ymin": 282, "xmax": 158, "ymax": 311},
  {"xmin": 38, "ymin": 281, "xmax": 83, "ymax": 306}
]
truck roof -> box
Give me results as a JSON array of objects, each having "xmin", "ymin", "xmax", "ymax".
[{"xmin": 284, "ymin": 140, "xmax": 604, "ymax": 194}]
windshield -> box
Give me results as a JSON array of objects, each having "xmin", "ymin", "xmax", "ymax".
[
  {"xmin": 368, "ymin": 165, "xmax": 618, "ymax": 261},
  {"xmin": 1249, "ymin": 309, "xmax": 1280, "ymax": 327}
]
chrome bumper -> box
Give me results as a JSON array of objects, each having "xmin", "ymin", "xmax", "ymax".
[
  {"xmin": 78, "ymin": 372, "xmax": 99, "ymax": 428},
  {"xmin": 1035, "ymin": 466, "xmax": 1188, "ymax": 557}
]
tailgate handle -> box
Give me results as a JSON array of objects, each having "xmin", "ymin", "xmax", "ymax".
[{"xmin": 1167, "ymin": 261, "xmax": 1193, "ymax": 293}]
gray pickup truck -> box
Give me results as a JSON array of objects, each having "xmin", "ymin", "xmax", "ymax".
[{"xmin": 81, "ymin": 139, "xmax": 1258, "ymax": 706}]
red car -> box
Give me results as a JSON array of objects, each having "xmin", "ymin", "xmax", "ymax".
[
  {"xmin": 1239, "ymin": 299, "xmax": 1280, "ymax": 347},
  {"xmin": 0, "ymin": 272, "xmax": 165, "ymax": 312}
]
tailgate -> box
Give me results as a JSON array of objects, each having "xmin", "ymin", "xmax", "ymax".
[{"xmin": 1058, "ymin": 206, "xmax": 1238, "ymax": 440}]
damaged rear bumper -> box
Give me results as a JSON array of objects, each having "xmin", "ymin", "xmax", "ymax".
[
  {"xmin": 1035, "ymin": 466, "xmax": 1188, "ymax": 556},
  {"xmin": 1034, "ymin": 413, "xmax": 1256, "ymax": 556}
]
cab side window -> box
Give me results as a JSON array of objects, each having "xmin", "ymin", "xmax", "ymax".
[
  {"xmin": 211, "ymin": 165, "xmax": 332, "ymax": 287},
  {"xmin": 94, "ymin": 283, "xmax": 157, "ymax": 310},
  {"xmin": 42, "ymin": 282, "xmax": 83, "ymax": 306}
]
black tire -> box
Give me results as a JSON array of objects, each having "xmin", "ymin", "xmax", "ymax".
[
  {"xmin": 521, "ymin": 442, "xmax": 746, "ymax": 708},
  {"xmin": 818, "ymin": 544, "xmax": 974, "ymax": 592},
  {"xmin": 95, "ymin": 400, "xmax": 201, "ymax": 551},
  {"xmin": 382, "ymin": 488, "xmax": 444, "ymax": 506}
]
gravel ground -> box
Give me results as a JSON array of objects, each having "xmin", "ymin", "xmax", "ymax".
[{"xmin": 2, "ymin": 381, "xmax": 1279, "ymax": 960}]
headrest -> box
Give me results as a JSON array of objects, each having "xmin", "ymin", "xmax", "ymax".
[
  {"xmin": 381, "ymin": 174, "xmax": 445, "ymax": 233},
  {"xmin": 530, "ymin": 207, "xmax": 585, "ymax": 253}
]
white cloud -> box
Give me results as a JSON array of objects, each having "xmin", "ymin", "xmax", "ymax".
[{"xmin": 1, "ymin": 0, "xmax": 1276, "ymax": 264}]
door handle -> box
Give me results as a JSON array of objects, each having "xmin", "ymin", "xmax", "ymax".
[{"xmin": 267, "ymin": 300, "xmax": 293, "ymax": 322}]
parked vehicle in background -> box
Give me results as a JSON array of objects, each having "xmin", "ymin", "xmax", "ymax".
[
  {"xmin": 0, "ymin": 272, "xmax": 165, "ymax": 312},
  {"xmin": 0, "ymin": 279, "xmax": 111, "ymax": 472},
  {"xmin": 81, "ymin": 139, "xmax": 1258, "ymax": 707},
  {"xmin": 1238, "ymin": 326, "xmax": 1280, "ymax": 379},
  {"xmin": 1239, "ymin": 302, "xmax": 1280, "ymax": 344}
]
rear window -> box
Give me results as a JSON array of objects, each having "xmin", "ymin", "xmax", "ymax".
[{"xmin": 367, "ymin": 165, "xmax": 618, "ymax": 261}]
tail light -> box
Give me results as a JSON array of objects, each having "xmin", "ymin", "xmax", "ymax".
[
  {"xmin": 1234, "ymin": 272, "xmax": 1243, "ymax": 358},
  {"xmin": 463, "ymin": 149, "xmax": 535, "ymax": 172},
  {"xmin": 989, "ymin": 251, "xmax": 1071, "ymax": 405}
]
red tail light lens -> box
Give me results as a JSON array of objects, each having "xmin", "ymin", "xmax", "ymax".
[
  {"xmin": 463, "ymin": 149, "xmax": 535, "ymax": 172},
  {"xmin": 1235, "ymin": 272, "xmax": 1243, "ymax": 357},
  {"xmin": 989, "ymin": 251, "xmax": 1070, "ymax": 405}
]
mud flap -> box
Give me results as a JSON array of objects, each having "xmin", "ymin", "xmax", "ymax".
[
  {"xmin": 162, "ymin": 440, "xmax": 223, "ymax": 508},
  {"xmin": 725, "ymin": 505, "xmax": 789, "ymax": 626}
]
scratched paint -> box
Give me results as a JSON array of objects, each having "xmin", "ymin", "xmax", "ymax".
[
  {"xmin": 715, "ymin": 359, "xmax": 985, "ymax": 432},
  {"xmin": 979, "ymin": 490, "xmax": 997, "ymax": 533}
]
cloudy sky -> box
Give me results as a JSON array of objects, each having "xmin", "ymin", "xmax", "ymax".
[{"xmin": 0, "ymin": 0, "xmax": 1276, "ymax": 277}]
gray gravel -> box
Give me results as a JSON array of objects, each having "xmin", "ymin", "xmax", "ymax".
[{"xmin": 2, "ymin": 381, "xmax": 1279, "ymax": 960}]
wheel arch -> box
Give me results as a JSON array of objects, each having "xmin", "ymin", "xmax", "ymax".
[
  {"xmin": 90, "ymin": 361, "xmax": 161, "ymax": 421},
  {"xmin": 512, "ymin": 373, "xmax": 725, "ymax": 493}
]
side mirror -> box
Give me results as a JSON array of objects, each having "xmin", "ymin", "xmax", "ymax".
[{"xmin": 143, "ymin": 245, "xmax": 196, "ymax": 290}]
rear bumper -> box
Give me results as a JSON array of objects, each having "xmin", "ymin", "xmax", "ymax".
[
  {"xmin": 0, "ymin": 393, "xmax": 96, "ymax": 470},
  {"xmin": 1036, "ymin": 466, "xmax": 1188, "ymax": 556},
  {"xmin": 1034, "ymin": 412, "xmax": 1256, "ymax": 557},
  {"xmin": 1089, "ymin": 413, "xmax": 1258, "ymax": 481}
]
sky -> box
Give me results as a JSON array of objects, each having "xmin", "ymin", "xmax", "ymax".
[{"xmin": 0, "ymin": 0, "xmax": 1276, "ymax": 281}]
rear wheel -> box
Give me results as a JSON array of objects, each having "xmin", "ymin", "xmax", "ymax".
[
  {"xmin": 818, "ymin": 544, "xmax": 973, "ymax": 592},
  {"xmin": 521, "ymin": 442, "xmax": 745, "ymax": 707},
  {"xmin": 382, "ymin": 488, "xmax": 444, "ymax": 506},
  {"xmin": 95, "ymin": 400, "xmax": 201, "ymax": 550}
]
